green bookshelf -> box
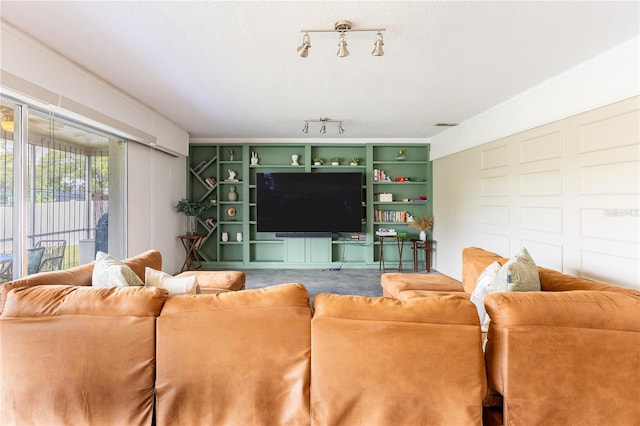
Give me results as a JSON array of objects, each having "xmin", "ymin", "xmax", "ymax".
[{"xmin": 186, "ymin": 143, "xmax": 432, "ymax": 268}]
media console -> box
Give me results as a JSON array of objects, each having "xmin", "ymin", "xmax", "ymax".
[{"xmin": 276, "ymin": 232, "xmax": 339, "ymax": 238}]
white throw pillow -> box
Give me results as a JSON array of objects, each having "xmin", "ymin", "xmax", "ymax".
[
  {"xmin": 470, "ymin": 261, "xmax": 502, "ymax": 332},
  {"xmin": 92, "ymin": 251, "xmax": 144, "ymax": 287},
  {"xmin": 145, "ymin": 267, "xmax": 199, "ymax": 296}
]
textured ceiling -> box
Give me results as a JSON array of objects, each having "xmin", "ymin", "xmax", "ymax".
[{"xmin": 1, "ymin": 1, "xmax": 638, "ymax": 140}]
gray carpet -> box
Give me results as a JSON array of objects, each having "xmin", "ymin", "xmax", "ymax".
[{"xmin": 242, "ymin": 267, "xmax": 438, "ymax": 304}]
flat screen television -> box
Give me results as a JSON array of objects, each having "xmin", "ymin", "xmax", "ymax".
[{"xmin": 256, "ymin": 172, "xmax": 363, "ymax": 234}]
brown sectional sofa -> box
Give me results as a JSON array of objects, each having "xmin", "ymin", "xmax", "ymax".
[
  {"xmin": 382, "ymin": 247, "xmax": 640, "ymax": 426},
  {"xmin": 0, "ymin": 251, "xmax": 487, "ymax": 426}
]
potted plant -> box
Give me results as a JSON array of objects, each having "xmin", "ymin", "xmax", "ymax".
[
  {"xmin": 350, "ymin": 157, "xmax": 360, "ymax": 166},
  {"xmin": 331, "ymin": 157, "xmax": 341, "ymax": 166},
  {"xmin": 313, "ymin": 157, "xmax": 324, "ymax": 166},
  {"xmin": 176, "ymin": 197, "xmax": 214, "ymax": 234},
  {"xmin": 408, "ymin": 213, "xmax": 434, "ymax": 242}
]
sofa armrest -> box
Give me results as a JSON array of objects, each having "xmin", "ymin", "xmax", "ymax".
[{"xmin": 484, "ymin": 291, "xmax": 640, "ymax": 425}]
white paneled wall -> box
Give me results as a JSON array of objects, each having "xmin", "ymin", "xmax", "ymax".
[{"xmin": 434, "ymin": 97, "xmax": 639, "ymax": 289}]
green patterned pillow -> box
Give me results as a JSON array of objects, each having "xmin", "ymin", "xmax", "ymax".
[
  {"xmin": 493, "ymin": 247, "xmax": 541, "ymax": 292},
  {"xmin": 92, "ymin": 251, "xmax": 143, "ymax": 287}
]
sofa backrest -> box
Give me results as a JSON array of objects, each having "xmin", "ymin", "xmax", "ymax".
[
  {"xmin": 538, "ymin": 266, "xmax": 640, "ymax": 295},
  {"xmin": 311, "ymin": 292, "xmax": 486, "ymax": 426},
  {"xmin": 0, "ymin": 249, "xmax": 162, "ymax": 313},
  {"xmin": 155, "ymin": 282, "xmax": 312, "ymax": 426},
  {"xmin": 461, "ymin": 247, "xmax": 509, "ymax": 293},
  {"xmin": 484, "ymin": 290, "xmax": 640, "ymax": 425},
  {"xmin": 0, "ymin": 284, "xmax": 168, "ymax": 426}
]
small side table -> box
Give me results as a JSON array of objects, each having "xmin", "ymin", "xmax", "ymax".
[
  {"xmin": 178, "ymin": 234, "xmax": 205, "ymax": 272},
  {"xmin": 411, "ymin": 239, "xmax": 433, "ymax": 272},
  {"xmin": 378, "ymin": 236, "xmax": 405, "ymax": 272}
]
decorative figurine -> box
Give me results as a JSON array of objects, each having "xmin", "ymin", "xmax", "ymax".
[
  {"xmin": 291, "ymin": 154, "xmax": 299, "ymax": 166},
  {"xmin": 229, "ymin": 149, "xmax": 235, "ymax": 161},
  {"xmin": 251, "ymin": 151, "xmax": 259, "ymax": 165},
  {"xmin": 227, "ymin": 169, "xmax": 237, "ymax": 181}
]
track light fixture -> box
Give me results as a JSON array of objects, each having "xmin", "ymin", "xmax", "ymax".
[
  {"xmin": 302, "ymin": 118, "xmax": 345, "ymax": 135},
  {"xmin": 297, "ymin": 20, "xmax": 386, "ymax": 58}
]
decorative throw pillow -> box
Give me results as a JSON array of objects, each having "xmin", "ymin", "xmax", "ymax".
[
  {"xmin": 145, "ymin": 267, "xmax": 199, "ymax": 296},
  {"xmin": 493, "ymin": 247, "xmax": 541, "ymax": 293},
  {"xmin": 92, "ymin": 251, "xmax": 144, "ymax": 287},
  {"xmin": 470, "ymin": 261, "xmax": 502, "ymax": 332}
]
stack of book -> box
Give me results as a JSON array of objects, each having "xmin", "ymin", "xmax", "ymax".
[
  {"xmin": 373, "ymin": 169, "xmax": 389, "ymax": 182},
  {"xmin": 204, "ymin": 177, "xmax": 217, "ymax": 188}
]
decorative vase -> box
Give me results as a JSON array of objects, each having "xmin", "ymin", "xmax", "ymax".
[
  {"xmin": 236, "ymin": 232, "xmax": 243, "ymax": 242},
  {"xmin": 221, "ymin": 232, "xmax": 229, "ymax": 242},
  {"xmin": 419, "ymin": 230, "xmax": 427, "ymax": 242},
  {"xmin": 228, "ymin": 186, "xmax": 238, "ymax": 201},
  {"xmin": 186, "ymin": 215, "xmax": 197, "ymax": 235}
]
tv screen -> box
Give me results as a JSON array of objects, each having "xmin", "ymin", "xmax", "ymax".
[{"xmin": 256, "ymin": 172, "xmax": 363, "ymax": 234}]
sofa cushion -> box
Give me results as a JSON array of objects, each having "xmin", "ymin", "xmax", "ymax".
[
  {"xmin": 92, "ymin": 251, "xmax": 143, "ymax": 287},
  {"xmin": 470, "ymin": 260, "xmax": 502, "ymax": 332},
  {"xmin": 493, "ymin": 247, "xmax": 540, "ymax": 293},
  {"xmin": 311, "ymin": 293, "xmax": 486, "ymax": 425},
  {"xmin": 175, "ymin": 270, "xmax": 246, "ymax": 293},
  {"xmin": 484, "ymin": 290, "xmax": 640, "ymax": 425},
  {"xmin": 145, "ymin": 267, "xmax": 199, "ymax": 296},
  {"xmin": 381, "ymin": 272, "xmax": 463, "ymax": 299},
  {"xmin": 0, "ymin": 285, "xmax": 168, "ymax": 426},
  {"xmin": 155, "ymin": 283, "xmax": 311, "ymax": 425}
]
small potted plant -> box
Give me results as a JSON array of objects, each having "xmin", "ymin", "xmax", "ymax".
[
  {"xmin": 313, "ymin": 157, "xmax": 324, "ymax": 166},
  {"xmin": 408, "ymin": 213, "xmax": 434, "ymax": 242},
  {"xmin": 331, "ymin": 157, "xmax": 341, "ymax": 166},
  {"xmin": 176, "ymin": 197, "xmax": 214, "ymax": 234},
  {"xmin": 350, "ymin": 157, "xmax": 360, "ymax": 166}
]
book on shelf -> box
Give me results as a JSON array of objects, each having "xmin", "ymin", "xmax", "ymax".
[
  {"xmin": 204, "ymin": 217, "xmax": 217, "ymax": 229},
  {"xmin": 204, "ymin": 176, "xmax": 217, "ymax": 187},
  {"xmin": 192, "ymin": 160, "xmax": 207, "ymax": 174},
  {"xmin": 373, "ymin": 209, "xmax": 409, "ymax": 223},
  {"xmin": 373, "ymin": 169, "xmax": 390, "ymax": 182}
]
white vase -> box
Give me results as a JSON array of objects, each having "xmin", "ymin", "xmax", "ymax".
[
  {"xmin": 186, "ymin": 215, "xmax": 197, "ymax": 235},
  {"xmin": 221, "ymin": 232, "xmax": 229, "ymax": 242},
  {"xmin": 236, "ymin": 232, "xmax": 243, "ymax": 242},
  {"xmin": 419, "ymin": 230, "xmax": 427, "ymax": 242}
]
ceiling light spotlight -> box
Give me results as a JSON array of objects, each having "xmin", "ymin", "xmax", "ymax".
[
  {"xmin": 301, "ymin": 117, "xmax": 345, "ymax": 135},
  {"xmin": 337, "ymin": 34, "xmax": 349, "ymax": 57},
  {"xmin": 372, "ymin": 32, "xmax": 384, "ymax": 56},
  {"xmin": 298, "ymin": 20, "xmax": 385, "ymax": 58},
  {"xmin": 297, "ymin": 33, "xmax": 311, "ymax": 57}
]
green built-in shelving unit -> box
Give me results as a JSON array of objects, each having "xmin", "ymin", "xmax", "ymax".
[{"xmin": 186, "ymin": 143, "xmax": 432, "ymax": 268}]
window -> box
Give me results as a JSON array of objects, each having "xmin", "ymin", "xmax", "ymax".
[{"xmin": 0, "ymin": 96, "xmax": 126, "ymax": 282}]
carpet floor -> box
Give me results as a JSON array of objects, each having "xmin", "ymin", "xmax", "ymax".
[{"xmin": 241, "ymin": 267, "xmax": 438, "ymax": 304}]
